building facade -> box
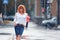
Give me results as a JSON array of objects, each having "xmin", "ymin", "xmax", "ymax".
[
  {"xmin": 34, "ymin": 0, "xmax": 57, "ymax": 18},
  {"xmin": 31, "ymin": 0, "xmax": 58, "ymax": 24},
  {"xmin": 1, "ymin": 0, "xmax": 60, "ymax": 25}
]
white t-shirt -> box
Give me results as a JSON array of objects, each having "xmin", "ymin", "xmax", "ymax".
[{"xmin": 14, "ymin": 12, "xmax": 28, "ymax": 26}]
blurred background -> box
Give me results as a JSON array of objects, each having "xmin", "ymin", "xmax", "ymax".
[
  {"xmin": 0, "ymin": 0, "xmax": 60, "ymax": 25},
  {"xmin": 0, "ymin": 0, "xmax": 60, "ymax": 40}
]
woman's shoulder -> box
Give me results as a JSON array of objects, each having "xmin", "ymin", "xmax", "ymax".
[
  {"xmin": 15, "ymin": 12, "xmax": 19, "ymax": 15},
  {"xmin": 24, "ymin": 13, "xmax": 28, "ymax": 16}
]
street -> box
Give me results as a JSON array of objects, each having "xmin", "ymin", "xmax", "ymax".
[{"xmin": 0, "ymin": 21, "xmax": 60, "ymax": 40}]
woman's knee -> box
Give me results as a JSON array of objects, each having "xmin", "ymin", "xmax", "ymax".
[{"xmin": 17, "ymin": 35, "xmax": 21, "ymax": 38}]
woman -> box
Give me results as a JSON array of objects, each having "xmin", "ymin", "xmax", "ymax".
[{"xmin": 14, "ymin": 4, "xmax": 28, "ymax": 40}]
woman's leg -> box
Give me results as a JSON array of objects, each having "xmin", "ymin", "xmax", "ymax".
[
  {"xmin": 16, "ymin": 35, "xmax": 18, "ymax": 40},
  {"xmin": 18, "ymin": 35, "xmax": 21, "ymax": 40},
  {"xmin": 16, "ymin": 35, "xmax": 21, "ymax": 40},
  {"xmin": 15, "ymin": 25, "xmax": 20, "ymax": 40}
]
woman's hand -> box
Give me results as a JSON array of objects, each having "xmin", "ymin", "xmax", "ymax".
[{"xmin": 14, "ymin": 22, "xmax": 17, "ymax": 26}]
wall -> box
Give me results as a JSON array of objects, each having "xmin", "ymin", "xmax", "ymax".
[{"xmin": 51, "ymin": 0, "xmax": 57, "ymax": 17}]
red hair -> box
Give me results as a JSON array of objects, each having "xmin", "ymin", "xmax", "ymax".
[{"xmin": 17, "ymin": 4, "xmax": 26, "ymax": 14}]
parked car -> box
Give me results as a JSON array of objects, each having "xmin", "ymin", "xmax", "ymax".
[
  {"xmin": 42, "ymin": 17, "xmax": 57, "ymax": 29},
  {"xmin": 3, "ymin": 16, "xmax": 14, "ymax": 21}
]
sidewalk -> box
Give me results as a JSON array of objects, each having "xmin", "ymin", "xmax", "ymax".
[
  {"xmin": 18, "ymin": 22, "xmax": 60, "ymax": 40},
  {"xmin": 0, "ymin": 25, "xmax": 15, "ymax": 40},
  {"xmin": 0, "ymin": 22, "xmax": 60, "ymax": 40}
]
